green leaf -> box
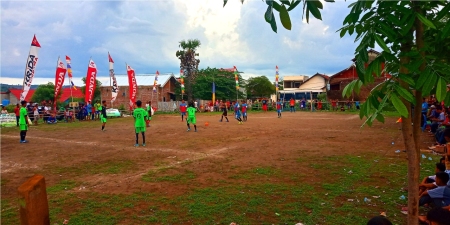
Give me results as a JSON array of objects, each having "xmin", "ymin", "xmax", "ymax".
[
  {"xmin": 377, "ymin": 22, "xmax": 397, "ymax": 41},
  {"xmin": 390, "ymin": 93, "xmax": 408, "ymax": 118},
  {"xmin": 306, "ymin": 0, "xmax": 322, "ymax": 20},
  {"xmin": 342, "ymin": 80, "xmax": 357, "ymax": 98},
  {"xmin": 359, "ymin": 101, "xmax": 366, "ymax": 119},
  {"xmin": 265, "ymin": 5, "xmax": 273, "ymax": 22},
  {"xmin": 348, "ymin": 24, "xmax": 354, "ymax": 35},
  {"xmin": 324, "ymin": 0, "xmax": 335, "ymax": 2},
  {"xmin": 360, "ymin": 11, "xmax": 374, "ymax": 22},
  {"xmin": 444, "ymin": 90, "xmax": 450, "ymax": 106},
  {"xmin": 312, "ymin": 0, "xmax": 323, "ymax": 9},
  {"xmin": 375, "ymin": 113, "xmax": 385, "ymax": 123},
  {"xmin": 400, "ymin": 14, "xmax": 415, "ymax": 36},
  {"xmin": 359, "ymin": 48, "xmax": 368, "ymax": 62},
  {"xmin": 223, "ymin": 0, "xmax": 228, "ymax": 7},
  {"xmin": 374, "ymin": 34, "xmax": 391, "ymax": 53},
  {"xmin": 398, "ymin": 73, "xmax": 415, "ymax": 86},
  {"xmin": 421, "ymin": 71, "xmax": 437, "ymax": 96},
  {"xmin": 273, "ymin": 1, "xmax": 282, "ymax": 11},
  {"xmin": 416, "ymin": 13, "xmax": 436, "ymax": 29},
  {"xmin": 265, "ymin": 0, "xmax": 273, "ymax": 6},
  {"xmin": 287, "ymin": 0, "xmax": 301, "ymax": 11},
  {"xmin": 279, "ymin": 4, "xmax": 292, "ymax": 30},
  {"xmin": 354, "ymin": 79, "xmax": 363, "ymax": 94},
  {"xmin": 441, "ymin": 22, "xmax": 450, "ymax": 39},
  {"xmin": 270, "ymin": 12, "xmax": 278, "ymax": 33},
  {"xmin": 343, "ymin": 13, "xmax": 354, "ymax": 25},
  {"xmin": 280, "ymin": 0, "xmax": 290, "ymax": 6},
  {"xmin": 339, "ymin": 27, "xmax": 347, "ymax": 38},
  {"xmin": 395, "ymin": 85, "xmax": 415, "ymax": 103},
  {"xmin": 436, "ymin": 77, "xmax": 447, "ymax": 102}
]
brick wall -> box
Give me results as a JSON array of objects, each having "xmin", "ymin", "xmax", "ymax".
[{"xmin": 327, "ymin": 79, "xmax": 386, "ymax": 101}]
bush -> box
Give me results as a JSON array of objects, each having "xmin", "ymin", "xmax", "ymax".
[{"xmin": 118, "ymin": 104, "xmax": 126, "ymax": 111}]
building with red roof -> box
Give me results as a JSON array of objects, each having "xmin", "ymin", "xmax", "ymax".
[{"xmin": 1, "ymin": 87, "xmax": 82, "ymax": 105}]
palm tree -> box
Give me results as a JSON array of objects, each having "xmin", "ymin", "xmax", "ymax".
[{"xmin": 176, "ymin": 39, "xmax": 201, "ymax": 102}]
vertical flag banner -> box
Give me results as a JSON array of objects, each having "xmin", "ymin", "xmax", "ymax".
[
  {"xmin": 275, "ymin": 66, "xmax": 279, "ymax": 92},
  {"xmin": 85, "ymin": 59, "xmax": 98, "ymax": 103},
  {"xmin": 65, "ymin": 56, "xmax": 76, "ymax": 90},
  {"xmin": 180, "ymin": 69, "xmax": 185, "ymax": 95},
  {"xmin": 212, "ymin": 81, "xmax": 216, "ymax": 104},
  {"xmin": 127, "ymin": 64, "xmax": 137, "ymax": 108},
  {"xmin": 153, "ymin": 71, "xmax": 159, "ymax": 93},
  {"xmin": 53, "ymin": 57, "xmax": 67, "ymax": 111},
  {"xmin": 234, "ymin": 66, "xmax": 239, "ymax": 90},
  {"xmin": 109, "ymin": 53, "xmax": 119, "ymax": 102},
  {"xmin": 21, "ymin": 35, "xmax": 41, "ymax": 101}
]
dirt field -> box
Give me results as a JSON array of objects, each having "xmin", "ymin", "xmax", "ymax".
[{"xmin": 0, "ymin": 111, "xmax": 436, "ymax": 224}]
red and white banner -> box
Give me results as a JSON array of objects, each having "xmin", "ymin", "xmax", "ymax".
[
  {"xmin": 126, "ymin": 64, "xmax": 137, "ymax": 108},
  {"xmin": 109, "ymin": 53, "xmax": 119, "ymax": 102},
  {"xmin": 85, "ymin": 59, "xmax": 97, "ymax": 103},
  {"xmin": 53, "ymin": 57, "xmax": 67, "ymax": 111},
  {"xmin": 21, "ymin": 35, "xmax": 41, "ymax": 101}
]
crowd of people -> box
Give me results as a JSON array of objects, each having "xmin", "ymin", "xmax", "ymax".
[{"xmin": 423, "ymin": 97, "xmax": 450, "ymax": 149}]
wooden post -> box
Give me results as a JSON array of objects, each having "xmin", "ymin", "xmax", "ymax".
[{"xmin": 17, "ymin": 174, "xmax": 50, "ymax": 225}]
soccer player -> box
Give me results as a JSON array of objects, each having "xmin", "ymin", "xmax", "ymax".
[
  {"xmin": 146, "ymin": 101, "xmax": 152, "ymax": 127},
  {"xmin": 234, "ymin": 101, "xmax": 243, "ymax": 124},
  {"xmin": 133, "ymin": 100, "xmax": 148, "ymax": 147},
  {"xmin": 98, "ymin": 100, "xmax": 107, "ymax": 131},
  {"xmin": 219, "ymin": 100, "xmax": 229, "ymax": 122},
  {"xmin": 180, "ymin": 99, "xmax": 187, "ymax": 122},
  {"xmin": 276, "ymin": 99, "xmax": 282, "ymax": 118},
  {"xmin": 19, "ymin": 101, "xmax": 30, "ymax": 143},
  {"xmin": 186, "ymin": 101, "xmax": 197, "ymax": 132},
  {"xmin": 241, "ymin": 100, "xmax": 248, "ymax": 122}
]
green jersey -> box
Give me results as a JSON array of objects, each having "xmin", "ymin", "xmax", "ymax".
[
  {"xmin": 187, "ymin": 107, "xmax": 196, "ymax": 118},
  {"xmin": 133, "ymin": 108, "xmax": 148, "ymax": 128},
  {"xmin": 19, "ymin": 107, "xmax": 27, "ymax": 125}
]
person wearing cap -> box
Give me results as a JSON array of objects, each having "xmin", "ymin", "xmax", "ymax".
[
  {"xmin": 132, "ymin": 100, "xmax": 148, "ymax": 147},
  {"xmin": 19, "ymin": 101, "xmax": 30, "ymax": 143}
]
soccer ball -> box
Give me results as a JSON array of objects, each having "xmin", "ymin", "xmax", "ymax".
[{"xmin": 205, "ymin": 122, "xmax": 209, "ymax": 126}]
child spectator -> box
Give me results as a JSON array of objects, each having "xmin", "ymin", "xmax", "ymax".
[
  {"xmin": 289, "ymin": 97, "xmax": 295, "ymax": 113},
  {"xmin": 47, "ymin": 114, "xmax": 57, "ymax": 124},
  {"xmin": 1, "ymin": 106, "xmax": 8, "ymax": 115},
  {"xmin": 33, "ymin": 105, "xmax": 39, "ymax": 125},
  {"xmin": 276, "ymin": 99, "xmax": 282, "ymax": 118},
  {"xmin": 419, "ymin": 171, "xmax": 450, "ymax": 208},
  {"xmin": 262, "ymin": 98, "xmax": 268, "ymax": 112},
  {"xmin": 133, "ymin": 100, "xmax": 148, "ymax": 147},
  {"xmin": 300, "ymin": 98, "xmax": 306, "ymax": 111},
  {"xmin": 186, "ymin": 101, "xmax": 197, "ymax": 132},
  {"xmin": 180, "ymin": 100, "xmax": 187, "ymax": 122}
]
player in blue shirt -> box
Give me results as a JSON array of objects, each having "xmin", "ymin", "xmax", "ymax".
[
  {"xmin": 234, "ymin": 102, "xmax": 243, "ymax": 124},
  {"xmin": 241, "ymin": 100, "xmax": 248, "ymax": 122},
  {"xmin": 276, "ymin": 99, "xmax": 282, "ymax": 118}
]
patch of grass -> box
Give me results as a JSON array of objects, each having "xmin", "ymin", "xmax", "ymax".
[
  {"xmin": 0, "ymin": 199, "xmax": 18, "ymax": 224},
  {"xmin": 230, "ymin": 166, "xmax": 279, "ymax": 180},
  {"xmin": 142, "ymin": 170, "xmax": 196, "ymax": 183},
  {"xmin": 50, "ymin": 160, "xmax": 136, "ymax": 176},
  {"xmin": 47, "ymin": 180, "xmax": 78, "ymax": 194}
]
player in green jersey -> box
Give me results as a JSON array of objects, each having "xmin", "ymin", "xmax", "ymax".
[
  {"xmin": 98, "ymin": 100, "xmax": 107, "ymax": 131},
  {"xmin": 186, "ymin": 101, "xmax": 197, "ymax": 132},
  {"xmin": 133, "ymin": 100, "xmax": 148, "ymax": 147},
  {"xmin": 19, "ymin": 101, "xmax": 30, "ymax": 143}
]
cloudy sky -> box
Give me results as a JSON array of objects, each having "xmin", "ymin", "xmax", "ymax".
[{"xmin": 1, "ymin": 0, "xmax": 372, "ymax": 86}]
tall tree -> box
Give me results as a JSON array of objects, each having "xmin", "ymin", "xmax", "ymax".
[
  {"xmin": 176, "ymin": 39, "xmax": 201, "ymax": 102},
  {"xmin": 175, "ymin": 67, "xmax": 244, "ymax": 100},
  {"xmin": 225, "ymin": 1, "xmax": 450, "ymax": 224},
  {"xmin": 31, "ymin": 82, "xmax": 60, "ymax": 103},
  {"xmin": 81, "ymin": 77, "xmax": 102, "ymax": 103},
  {"xmin": 247, "ymin": 76, "xmax": 275, "ymax": 99}
]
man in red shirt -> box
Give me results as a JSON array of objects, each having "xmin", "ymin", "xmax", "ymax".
[
  {"xmin": 289, "ymin": 97, "xmax": 295, "ymax": 113},
  {"xmin": 14, "ymin": 103, "xmax": 20, "ymax": 127},
  {"xmin": 179, "ymin": 100, "xmax": 187, "ymax": 122}
]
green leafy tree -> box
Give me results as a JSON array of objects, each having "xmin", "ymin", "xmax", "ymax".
[
  {"xmin": 247, "ymin": 76, "xmax": 275, "ymax": 99},
  {"xmin": 176, "ymin": 39, "xmax": 201, "ymax": 102},
  {"xmin": 31, "ymin": 82, "xmax": 61, "ymax": 103},
  {"xmin": 177, "ymin": 67, "xmax": 244, "ymax": 100},
  {"xmin": 226, "ymin": 0, "xmax": 450, "ymax": 224},
  {"xmin": 81, "ymin": 77, "xmax": 102, "ymax": 102}
]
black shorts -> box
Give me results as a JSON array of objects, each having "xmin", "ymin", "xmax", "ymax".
[{"xmin": 222, "ymin": 111, "xmax": 228, "ymax": 116}]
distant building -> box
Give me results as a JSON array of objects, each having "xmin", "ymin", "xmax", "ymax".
[
  {"xmin": 327, "ymin": 49, "xmax": 391, "ymax": 101},
  {"xmin": 1, "ymin": 87, "xmax": 82, "ymax": 105},
  {"xmin": 100, "ymin": 74, "xmax": 177, "ymax": 107},
  {"xmin": 278, "ymin": 73, "xmax": 329, "ymax": 100}
]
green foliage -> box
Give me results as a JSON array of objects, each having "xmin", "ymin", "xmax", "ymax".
[
  {"xmin": 80, "ymin": 77, "xmax": 102, "ymax": 102},
  {"xmin": 118, "ymin": 104, "xmax": 126, "ymax": 111},
  {"xmin": 246, "ymin": 76, "xmax": 275, "ymax": 99},
  {"xmin": 176, "ymin": 39, "xmax": 201, "ymax": 101},
  {"xmin": 5, "ymin": 104, "xmax": 16, "ymax": 112},
  {"xmin": 186, "ymin": 67, "xmax": 244, "ymax": 100},
  {"xmin": 31, "ymin": 82, "xmax": 61, "ymax": 103}
]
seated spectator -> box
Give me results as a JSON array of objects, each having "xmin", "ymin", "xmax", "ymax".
[
  {"xmin": 367, "ymin": 216, "xmax": 392, "ymax": 225},
  {"xmin": 430, "ymin": 105, "xmax": 445, "ymax": 134},
  {"xmin": 64, "ymin": 109, "xmax": 72, "ymax": 123},
  {"xmin": 1, "ymin": 106, "xmax": 8, "ymax": 115},
  {"xmin": 436, "ymin": 127, "xmax": 450, "ymax": 146},
  {"xmin": 420, "ymin": 207, "xmax": 450, "ymax": 225},
  {"xmin": 419, "ymin": 172, "xmax": 450, "ymax": 208},
  {"xmin": 420, "ymin": 163, "xmax": 446, "ymax": 195},
  {"xmin": 46, "ymin": 114, "xmax": 57, "ymax": 124}
]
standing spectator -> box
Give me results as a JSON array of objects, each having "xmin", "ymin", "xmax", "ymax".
[
  {"xmin": 33, "ymin": 105, "xmax": 39, "ymax": 125},
  {"xmin": 289, "ymin": 97, "xmax": 295, "ymax": 113},
  {"xmin": 276, "ymin": 99, "xmax": 282, "ymax": 118},
  {"xmin": 226, "ymin": 100, "xmax": 231, "ymax": 111},
  {"xmin": 317, "ymin": 99, "xmax": 323, "ymax": 111},
  {"xmin": 91, "ymin": 103, "xmax": 96, "ymax": 121},
  {"xmin": 1, "ymin": 106, "xmax": 8, "ymax": 115},
  {"xmin": 355, "ymin": 101, "xmax": 360, "ymax": 110},
  {"xmin": 421, "ymin": 98, "xmax": 429, "ymax": 126},
  {"xmin": 346, "ymin": 99, "xmax": 352, "ymax": 110},
  {"xmin": 215, "ymin": 100, "xmax": 219, "ymax": 112},
  {"xmin": 180, "ymin": 100, "xmax": 187, "ymax": 122},
  {"xmin": 262, "ymin": 98, "xmax": 268, "ymax": 112},
  {"xmin": 331, "ymin": 99, "xmax": 337, "ymax": 111},
  {"xmin": 300, "ymin": 98, "xmax": 306, "ymax": 111},
  {"xmin": 86, "ymin": 101, "xmax": 92, "ymax": 121},
  {"xmin": 14, "ymin": 103, "xmax": 20, "ymax": 127},
  {"xmin": 241, "ymin": 100, "xmax": 248, "ymax": 122},
  {"xmin": 194, "ymin": 100, "xmax": 199, "ymax": 112}
]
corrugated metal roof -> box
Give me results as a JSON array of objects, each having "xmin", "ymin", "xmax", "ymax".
[{"xmin": 113, "ymin": 74, "xmax": 175, "ymax": 87}]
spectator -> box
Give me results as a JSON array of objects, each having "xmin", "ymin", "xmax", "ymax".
[
  {"xmin": 331, "ymin": 99, "xmax": 337, "ymax": 111},
  {"xmin": 14, "ymin": 103, "xmax": 20, "ymax": 127},
  {"xmin": 317, "ymin": 99, "xmax": 322, "ymax": 111},
  {"xmin": 430, "ymin": 105, "xmax": 445, "ymax": 134},
  {"xmin": 86, "ymin": 101, "xmax": 92, "ymax": 121},
  {"xmin": 367, "ymin": 216, "xmax": 392, "ymax": 225},
  {"xmin": 261, "ymin": 98, "xmax": 268, "ymax": 112},
  {"xmin": 355, "ymin": 100, "xmax": 360, "ymax": 110},
  {"xmin": 1, "ymin": 106, "xmax": 8, "ymax": 115},
  {"xmin": 420, "ymin": 207, "xmax": 450, "ymax": 225},
  {"xmin": 47, "ymin": 113, "xmax": 57, "ymax": 124},
  {"xmin": 33, "ymin": 105, "xmax": 39, "ymax": 125},
  {"xmin": 419, "ymin": 171, "xmax": 450, "ymax": 208},
  {"xmin": 289, "ymin": 97, "xmax": 295, "ymax": 113},
  {"xmin": 420, "ymin": 163, "xmax": 446, "ymax": 195}
]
